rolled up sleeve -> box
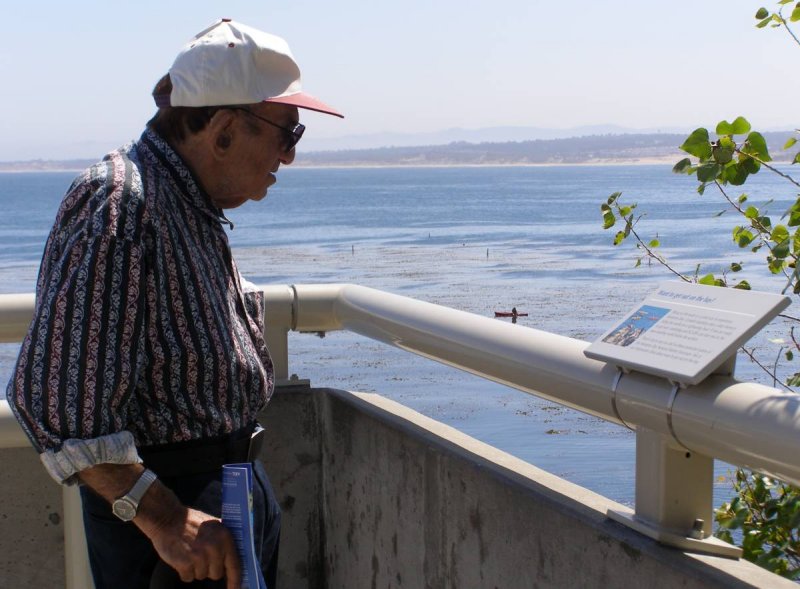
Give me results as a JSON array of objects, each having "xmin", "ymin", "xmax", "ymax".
[{"xmin": 39, "ymin": 430, "xmax": 141, "ymax": 485}]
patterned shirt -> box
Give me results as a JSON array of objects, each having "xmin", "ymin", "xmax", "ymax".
[{"xmin": 7, "ymin": 129, "xmax": 274, "ymax": 484}]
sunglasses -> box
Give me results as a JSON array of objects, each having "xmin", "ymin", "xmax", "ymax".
[{"xmin": 227, "ymin": 107, "xmax": 305, "ymax": 151}]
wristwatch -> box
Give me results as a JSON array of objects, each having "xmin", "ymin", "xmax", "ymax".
[{"xmin": 112, "ymin": 468, "xmax": 157, "ymax": 521}]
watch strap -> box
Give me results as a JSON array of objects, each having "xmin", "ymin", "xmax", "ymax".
[{"xmin": 119, "ymin": 468, "xmax": 157, "ymax": 509}]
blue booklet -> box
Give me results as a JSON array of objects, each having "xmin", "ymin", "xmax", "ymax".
[{"xmin": 222, "ymin": 463, "xmax": 267, "ymax": 589}]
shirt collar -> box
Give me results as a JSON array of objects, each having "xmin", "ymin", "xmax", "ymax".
[{"xmin": 138, "ymin": 129, "xmax": 233, "ymax": 228}]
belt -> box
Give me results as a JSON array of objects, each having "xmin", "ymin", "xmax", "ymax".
[{"xmin": 139, "ymin": 424, "xmax": 266, "ymax": 478}]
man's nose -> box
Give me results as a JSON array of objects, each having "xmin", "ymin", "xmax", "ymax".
[{"xmin": 280, "ymin": 146, "xmax": 295, "ymax": 165}]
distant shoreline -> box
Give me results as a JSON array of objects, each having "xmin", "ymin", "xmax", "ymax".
[
  {"xmin": 0, "ymin": 156, "xmax": 682, "ymax": 174},
  {"xmin": 0, "ymin": 168, "xmax": 89, "ymax": 174},
  {"xmin": 293, "ymin": 155, "xmax": 682, "ymax": 169}
]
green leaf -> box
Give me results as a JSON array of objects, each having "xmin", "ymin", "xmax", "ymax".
[
  {"xmin": 613, "ymin": 230, "xmax": 625, "ymax": 245},
  {"xmin": 697, "ymin": 162, "xmax": 721, "ymax": 183},
  {"xmin": 734, "ymin": 227, "xmax": 755, "ymax": 247},
  {"xmin": 717, "ymin": 117, "xmax": 750, "ymax": 136},
  {"xmin": 722, "ymin": 162, "xmax": 750, "ymax": 185},
  {"xmin": 771, "ymin": 225, "xmax": 790, "ymax": 242},
  {"xmin": 738, "ymin": 194, "xmax": 748, "ymax": 204},
  {"xmin": 768, "ymin": 256, "xmax": 785, "ymax": 273},
  {"xmin": 698, "ymin": 273, "xmax": 717, "ymax": 285},
  {"xmin": 734, "ymin": 280, "xmax": 751, "ymax": 290},
  {"xmin": 607, "ymin": 192, "xmax": 622, "ymax": 205},
  {"xmin": 603, "ymin": 211, "xmax": 616, "ymax": 229},
  {"xmin": 713, "ymin": 143, "xmax": 735, "ymax": 164},
  {"xmin": 773, "ymin": 239, "xmax": 791, "ymax": 259},
  {"xmin": 786, "ymin": 350, "xmax": 794, "ymax": 361},
  {"xmin": 717, "ymin": 120, "xmax": 734, "ymax": 135},
  {"xmin": 745, "ymin": 206, "xmax": 759, "ymax": 219},
  {"xmin": 784, "ymin": 137, "xmax": 797, "ymax": 150},
  {"xmin": 755, "ymin": 7, "xmax": 769, "ymax": 18},
  {"xmin": 619, "ymin": 205, "xmax": 632, "ymax": 217},
  {"xmin": 743, "ymin": 132, "xmax": 772, "ymax": 162},
  {"xmin": 681, "ymin": 128, "xmax": 712, "ymax": 160},
  {"xmin": 788, "ymin": 200, "xmax": 800, "ymax": 226},
  {"xmin": 600, "ymin": 203, "xmax": 611, "ymax": 213},
  {"xmin": 740, "ymin": 155, "xmax": 761, "ymax": 174},
  {"xmin": 672, "ymin": 158, "xmax": 692, "ymax": 174},
  {"xmin": 792, "ymin": 4, "xmax": 800, "ymax": 21},
  {"xmin": 649, "ymin": 239, "xmax": 660, "ymax": 247},
  {"xmin": 731, "ymin": 117, "xmax": 751, "ymax": 135},
  {"xmin": 730, "ymin": 262, "xmax": 742, "ymax": 272},
  {"xmin": 756, "ymin": 16, "xmax": 772, "ymax": 27},
  {"xmin": 697, "ymin": 183, "xmax": 707, "ymax": 195},
  {"xmin": 793, "ymin": 152, "xmax": 800, "ymax": 165}
]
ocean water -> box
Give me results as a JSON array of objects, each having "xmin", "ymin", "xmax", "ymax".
[{"xmin": 0, "ymin": 164, "xmax": 794, "ymax": 511}]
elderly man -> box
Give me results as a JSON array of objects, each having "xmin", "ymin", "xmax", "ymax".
[{"xmin": 7, "ymin": 19, "xmax": 342, "ymax": 588}]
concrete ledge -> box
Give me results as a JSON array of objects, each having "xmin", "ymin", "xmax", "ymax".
[{"xmin": 261, "ymin": 387, "xmax": 794, "ymax": 589}]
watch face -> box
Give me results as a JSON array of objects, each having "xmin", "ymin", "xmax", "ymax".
[{"xmin": 112, "ymin": 498, "xmax": 137, "ymax": 521}]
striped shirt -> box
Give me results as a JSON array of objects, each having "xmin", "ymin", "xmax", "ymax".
[{"xmin": 7, "ymin": 130, "xmax": 274, "ymax": 484}]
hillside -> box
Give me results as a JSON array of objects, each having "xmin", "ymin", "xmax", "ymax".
[
  {"xmin": 294, "ymin": 132, "xmax": 796, "ymax": 167},
  {"xmin": 0, "ymin": 132, "xmax": 795, "ymax": 171}
]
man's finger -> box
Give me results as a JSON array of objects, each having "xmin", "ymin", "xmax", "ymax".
[
  {"xmin": 224, "ymin": 543, "xmax": 241, "ymax": 589},
  {"xmin": 192, "ymin": 558, "xmax": 210, "ymax": 581},
  {"xmin": 207, "ymin": 549, "xmax": 225, "ymax": 581},
  {"xmin": 177, "ymin": 565, "xmax": 195, "ymax": 584}
]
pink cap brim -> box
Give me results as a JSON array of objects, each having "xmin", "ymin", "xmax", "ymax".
[{"xmin": 265, "ymin": 92, "xmax": 344, "ymax": 118}]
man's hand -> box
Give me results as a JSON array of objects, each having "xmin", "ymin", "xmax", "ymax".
[
  {"xmin": 147, "ymin": 507, "xmax": 241, "ymax": 588},
  {"xmin": 79, "ymin": 463, "xmax": 241, "ymax": 588}
]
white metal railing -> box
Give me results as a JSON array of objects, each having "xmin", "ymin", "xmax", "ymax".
[{"xmin": 3, "ymin": 284, "xmax": 800, "ymax": 563}]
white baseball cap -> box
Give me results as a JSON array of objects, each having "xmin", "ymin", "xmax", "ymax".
[{"xmin": 155, "ymin": 19, "xmax": 343, "ymax": 118}]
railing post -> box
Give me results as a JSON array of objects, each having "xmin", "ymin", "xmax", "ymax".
[
  {"xmin": 262, "ymin": 285, "xmax": 296, "ymax": 385},
  {"xmin": 635, "ymin": 428, "xmax": 713, "ymax": 533},
  {"xmin": 63, "ymin": 485, "xmax": 94, "ymax": 589},
  {"xmin": 607, "ymin": 429, "xmax": 742, "ymax": 558},
  {"xmin": 0, "ymin": 293, "xmax": 34, "ymax": 343}
]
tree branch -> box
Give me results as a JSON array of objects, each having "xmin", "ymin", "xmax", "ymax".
[
  {"xmin": 740, "ymin": 346, "xmax": 793, "ymax": 391},
  {"xmin": 734, "ymin": 149, "xmax": 800, "ymax": 190},
  {"xmin": 776, "ymin": 9, "xmax": 800, "ymax": 49},
  {"xmin": 615, "ymin": 209, "xmax": 692, "ymax": 282}
]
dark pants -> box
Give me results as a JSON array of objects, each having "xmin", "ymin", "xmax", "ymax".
[{"xmin": 80, "ymin": 460, "xmax": 281, "ymax": 589}]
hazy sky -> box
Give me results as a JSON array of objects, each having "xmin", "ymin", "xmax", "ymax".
[{"xmin": 2, "ymin": 0, "xmax": 797, "ymax": 159}]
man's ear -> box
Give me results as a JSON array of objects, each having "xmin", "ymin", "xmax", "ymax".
[
  {"xmin": 208, "ymin": 110, "xmax": 237, "ymax": 157},
  {"xmin": 216, "ymin": 133, "xmax": 231, "ymax": 149}
]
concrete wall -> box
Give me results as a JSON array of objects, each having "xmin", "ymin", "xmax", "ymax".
[
  {"xmin": 0, "ymin": 386, "xmax": 793, "ymax": 588},
  {"xmin": 0, "ymin": 446, "xmax": 65, "ymax": 586},
  {"xmin": 261, "ymin": 387, "xmax": 795, "ymax": 589}
]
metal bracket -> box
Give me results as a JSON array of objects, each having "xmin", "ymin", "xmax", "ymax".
[
  {"xmin": 607, "ymin": 375, "xmax": 742, "ymax": 559},
  {"xmin": 607, "ymin": 508, "xmax": 742, "ymax": 558},
  {"xmin": 610, "ymin": 367, "xmax": 634, "ymax": 431},
  {"xmin": 665, "ymin": 382, "xmax": 690, "ymax": 451}
]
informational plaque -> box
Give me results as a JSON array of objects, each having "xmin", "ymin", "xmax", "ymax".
[{"xmin": 584, "ymin": 281, "xmax": 791, "ymax": 385}]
